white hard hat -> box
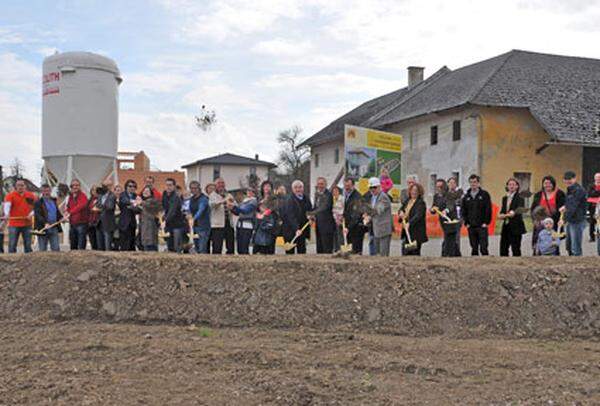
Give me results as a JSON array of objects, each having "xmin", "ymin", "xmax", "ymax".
[{"xmin": 368, "ymin": 177, "xmax": 381, "ymax": 187}]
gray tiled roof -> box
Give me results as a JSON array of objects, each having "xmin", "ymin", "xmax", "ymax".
[
  {"xmin": 369, "ymin": 50, "xmax": 600, "ymax": 145},
  {"xmin": 305, "ymin": 50, "xmax": 600, "ymax": 147},
  {"xmin": 182, "ymin": 153, "xmax": 276, "ymax": 169}
]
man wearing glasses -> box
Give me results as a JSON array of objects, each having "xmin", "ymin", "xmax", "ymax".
[
  {"xmin": 118, "ymin": 179, "xmax": 139, "ymax": 251},
  {"xmin": 66, "ymin": 179, "xmax": 89, "ymax": 250}
]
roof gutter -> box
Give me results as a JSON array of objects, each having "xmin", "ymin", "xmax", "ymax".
[{"xmin": 535, "ymin": 140, "xmax": 600, "ymax": 154}]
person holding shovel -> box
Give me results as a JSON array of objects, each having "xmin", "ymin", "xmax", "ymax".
[
  {"xmin": 280, "ymin": 180, "xmax": 312, "ymax": 254},
  {"xmin": 343, "ymin": 177, "xmax": 366, "ymax": 255},
  {"xmin": 498, "ymin": 177, "xmax": 526, "ymax": 257},
  {"xmin": 431, "ymin": 179, "xmax": 460, "ymax": 257},
  {"xmin": 229, "ymin": 188, "xmax": 258, "ymax": 255},
  {"xmin": 399, "ymin": 182, "xmax": 428, "ymax": 256},
  {"xmin": 2, "ymin": 179, "xmax": 36, "ymax": 253},
  {"xmin": 136, "ymin": 185, "xmax": 162, "ymax": 252},
  {"xmin": 312, "ymin": 177, "xmax": 335, "ymax": 254},
  {"xmin": 65, "ymin": 179, "xmax": 89, "ymax": 250},
  {"xmin": 362, "ymin": 177, "xmax": 392, "ymax": 256},
  {"xmin": 33, "ymin": 184, "xmax": 64, "ymax": 252},
  {"xmin": 462, "ymin": 174, "xmax": 492, "ymax": 256}
]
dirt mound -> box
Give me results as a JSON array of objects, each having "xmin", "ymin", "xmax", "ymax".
[{"xmin": 1, "ymin": 253, "xmax": 599, "ymax": 338}]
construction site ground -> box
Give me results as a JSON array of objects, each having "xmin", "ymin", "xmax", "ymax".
[{"xmin": 1, "ymin": 253, "xmax": 600, "ymax": 405}]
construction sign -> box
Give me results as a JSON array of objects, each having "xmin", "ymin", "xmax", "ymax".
[{"xmin": 344, "ymin": 125, "xmax": 403, "ymax": 200}]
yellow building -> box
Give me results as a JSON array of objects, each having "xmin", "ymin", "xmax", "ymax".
[{"xmin": 303, "ymin": 50, "xmax": 600, "ymax": 205}]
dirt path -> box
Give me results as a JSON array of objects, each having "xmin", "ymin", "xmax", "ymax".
[{"xmin": 2, "ymin": 321, "xmax": 600, "ymax": 405}]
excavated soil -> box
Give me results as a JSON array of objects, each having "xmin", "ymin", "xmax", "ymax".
[{"xmin": 1, "ymin": 253, "xmax": 600, "ymax": 404}]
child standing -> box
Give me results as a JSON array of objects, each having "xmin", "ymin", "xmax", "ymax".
[{"xmin": 536, "ymin": 218, "xmax": 561, "ymax": 256}]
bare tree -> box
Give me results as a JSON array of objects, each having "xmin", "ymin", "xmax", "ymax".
[
  {"xmin": 277, "ymin": 126, "xmax": 310, "ymax": 181},
  {"xmin": 10, "ymin": 157, "xmax": 25, "ymax": 178}
]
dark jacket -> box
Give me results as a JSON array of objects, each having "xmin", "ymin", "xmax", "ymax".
[
  {"xmin": 254, "ymin": 213, "xmax": 276, "ymax": 246},
  {"xmin": 462, "ymin": 188, "xmax": 492, "ymax": 227},
  {"xmin": 118, "ymin": 192, "xmax": 139, "ymax": 231},
  {"xmin": 530, "ymin": 189, "xmax": 566, "ymax": 228},
  {"xmin": 162, "ymin": 191, "xmax": 186, "ymax": 230},
  {"xmin": 588, "ymin": 184, "xmax": 600, "ymax": 214},
  {"xmin": 313, "ymin": 189, "xmax": 335, "ymax": 235},
  {"xmin": 97, "ymin": 191, "xmax": 117, "ymax": 232},
  {"xmin": 432, "ymin": 192, "xmax": 460, "ymax": 232},
  {"xmin": 401, "ymin": 198, "xmax": 428, "ymax": 244},
  {"xmin": 564, "ymin": 183, "xmax": 587, "ymax": 223},
  {"xmin": 189, "ymin": 193, "xmax": 211, "ymax": 232},
  {"xmin": 500, "ymin": 194, "xmax": 526, "ymax": 235},
  {"xmin": 343, "ymin": 188, "xmax": 364, "ymax": 231},
  {"xmin": 280, "ymin": 194, "xmax": 312, "ymax": 241},
  {"xmin": 33, "ymin": 197, "xmax": 63, "ymax": 232}
]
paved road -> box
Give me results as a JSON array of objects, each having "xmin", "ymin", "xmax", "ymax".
[
  {"xmin": 297, "ymin": 232, "xmax": 599, "ymax": 257},
  {"xmin": 12, "ymin": 231, "xmax": 600, "ymax": 257}
]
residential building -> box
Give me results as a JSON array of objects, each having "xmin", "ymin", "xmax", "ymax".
[
  {"xmin": 182, "ymin": 153, "xmax": 276, "ymax": 191},
  {"xmin": 301, "ymin": 50, "xmax": 600, "ymax": 204}
]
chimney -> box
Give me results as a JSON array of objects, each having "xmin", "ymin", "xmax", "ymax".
[
  {"xmin": 255, "ymin": 154, "xmax": 259, "ymax": 160},
  {"xmin": 407, "ymin": 66, "xmax": 424, "ymax": 88}
]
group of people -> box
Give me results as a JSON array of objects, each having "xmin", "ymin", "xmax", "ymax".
[{"xmin": 1, "ymin": 170, "xmax": 599, "ymax": 257}]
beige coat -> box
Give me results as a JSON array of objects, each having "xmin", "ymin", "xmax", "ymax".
[{"xmin": 209, "ymin": 191, "xmax": 234, "ymax": 228}]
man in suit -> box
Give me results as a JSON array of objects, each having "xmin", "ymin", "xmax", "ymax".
[
  {"xmin": 363, "ymin": 177, "xmax": 393, "ymax": 256},
  {"xmin": 498, "ymin": 177, "xmax": 527, "ymax": 256},
  {"xmin": 343, "ymin": 177, "xmax": 365, "ymax": 254},
  {"xmin": 312, "ymin": 177, "xmax": 335, "ymax": 254},
  {"xmin": 462, "ymin": 174, "xmax": 492, "ymax": 256},
  {"xmin": 280, "ymin": 180, "xmax": 312, "ymax": 254},
  {"xmin": 162, "ymin": 178, "xmax": 187, "ymax": 253},
  {"xmin": 118, "ymin": 179, "xmax": 139, "ymax": 251}
]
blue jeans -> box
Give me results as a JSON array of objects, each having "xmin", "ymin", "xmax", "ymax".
[
  {"xmin": 69, "ymin": 224, "xmax": 87, "ymax": 250},
  {"xmin": 38, "ymin": 227, "xmax": 61, "ymax": 252},
  {"xmin": 143, "ymin": 244, "xmax": 158, "ymax": 252},
  {"xmin": 96, "ymin": 228, "xmax": 113, "ymax": 251},
  {"xmin": 9, "ymin": 226, "xmax": 32, "ymax": 253},
  {"xmin": 193, "ymin": 228, "xmax": 210, "ymax": 254},
  {"xmin": 566, "ymin": 221, "xmax": 586, "ymax": 256},
  {"xmin": 368, "ymin": 232, "xmax": 376, "ymax": 256},
  {"xmin": 167, "ymin": 227, "xmax": 185, "ymax": 253}
]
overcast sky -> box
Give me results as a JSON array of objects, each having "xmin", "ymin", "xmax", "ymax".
[{"xmin": 1, "ymin": 0, "xmax": 600, "ymax": 181}]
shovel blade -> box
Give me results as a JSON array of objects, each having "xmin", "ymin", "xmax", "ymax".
[
  {"xmin": 282, "ymin": 242, "xmax": 296, "ymax": 251},
  {"xmin": 340, "ymin": 244, "xmax": 352, "ymax": 253}
]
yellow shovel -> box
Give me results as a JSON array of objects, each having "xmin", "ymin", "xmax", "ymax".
[
  {"xmin": 432, "ymin": 207, "xmax": 460, "ymax": 224},
  {"xmin": 282, "ymin": 221, "xmax": 311, "ymax": 252},
  {"xmin": 339, "ymin": 220, "xmax": 353, "ymax": 253},
  {"xmin": 31, "ymin": 219, "xmax": 64, "ymax": 236},
  {"xmin": 553, "ymin": 212, "xmax": 566, "ymax": 239},
  {"xmin": 158, "ymin": 222, "xmax": 170, "ymax": 241},
  {"xmin": 401, "ymin": 217, "xmax": 418, "ymax": 252}
]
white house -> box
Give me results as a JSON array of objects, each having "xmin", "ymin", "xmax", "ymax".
[{"xmin": 182, "ymin": 153, "xmax": 276, "ymax": 190}]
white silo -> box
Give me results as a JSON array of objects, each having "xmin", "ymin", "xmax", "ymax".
[{"xmin": 42, "ymin": 51, "xmax": 122, "ymax": 191}]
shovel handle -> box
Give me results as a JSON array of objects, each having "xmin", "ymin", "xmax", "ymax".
[{"xmin": 290, "ymin": 221, "xmax": 311, "ymax": 244}]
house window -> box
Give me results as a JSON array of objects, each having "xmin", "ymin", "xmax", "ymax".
[
  {"xmin": 249, "ymin": 166, "xmax": 256, "ymax": 176},
  {"xmin": 452, "ymin": 171, "xmax": 460, "ymax": 188},
  {"xmin": 334, "ymin": 148, "xmax": 340, "ymax": 164},
  {"xmin": 314, "ymin": 153, "xmax": 320, "ymax": 168},
  {"xmin": 429, "ymin": 173, "xmax": 437, "ymax": 195},
  {"xmin": 430, "ymin": 126, "xmax": 438, "ymax": 145},
  {"xmin": 453, "ymin": 120, "xmax": 461, "ymax": 141},
  {"xmin": 213, "ymin": 165, "xmax": 221, "ymax": 180}
]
